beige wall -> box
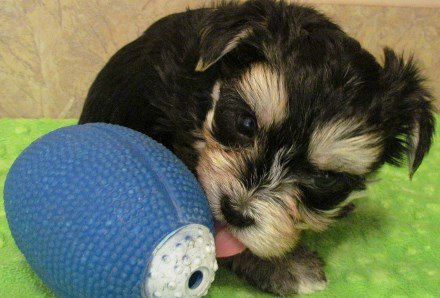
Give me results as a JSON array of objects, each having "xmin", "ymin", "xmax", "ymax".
[
  {"xmin": 303, "ymin": 0, "xmax": 440, "ymax": 7},
  {"xmin": 0, "ymin": 0, "xmax": 439, "ymax": 118}
]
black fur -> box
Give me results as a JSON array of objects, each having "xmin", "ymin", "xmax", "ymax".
[
  {"xmin": 220, "ymin": 245, "xmax": 327, "ymax": 295},
  {"xmin": 79, "ymin": 0, "xmax": 435, "ymax": 295}
]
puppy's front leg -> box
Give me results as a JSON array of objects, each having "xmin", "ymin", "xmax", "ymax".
[{"xmin": 221, "ymin": 246, "xmax": 327, "ymax": 296}]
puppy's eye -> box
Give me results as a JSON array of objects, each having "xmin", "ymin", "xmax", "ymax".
[
  {"xmin": 236, "ymin": 114, "xmax": 257, "ymax": 137},
  {"xmin": 211, "ymin": 89, "xmax": 257, "ymax": 148},
  {"xmin": 313, "ymin": 172, "xmax": 338, "ymax": 188}
]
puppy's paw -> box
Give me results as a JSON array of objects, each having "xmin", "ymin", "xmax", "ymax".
[
  {"xmin": 274, "ymin": 246, "xmax": 327, "ymax": 296},
  {"xmin": 291, "ymin": 253, "xmax": 327, "ymax": 295},
  {"xmin": 296, "ymin": 278, "xmax": 327, "ymax": 295},
  {"xmin": 224, "ymin": 246, "xmax": 327, "ymax": 296}
]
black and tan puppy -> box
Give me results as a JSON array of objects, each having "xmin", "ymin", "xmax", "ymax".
[{"xmin": 79, "ymin": 0, "xmax": 435, "ymax": 295}]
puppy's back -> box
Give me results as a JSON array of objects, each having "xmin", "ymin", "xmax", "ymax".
[{"xmin": 79, "ymin": 9, "xmax": 208, "ymax": 146}]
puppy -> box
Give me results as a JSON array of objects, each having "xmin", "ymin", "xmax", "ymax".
[{"xmin": 79, "ymin": 0, "xmax": 435, "ymax": 295}]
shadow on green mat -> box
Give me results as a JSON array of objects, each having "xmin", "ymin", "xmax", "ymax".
[{"xmin": 0, "ymin": 118, "xmax": 439, "ymax": 297}]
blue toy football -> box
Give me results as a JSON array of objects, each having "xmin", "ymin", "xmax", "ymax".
[{"xmin": 4, "ymin": 123, "xmax": 217, "ymax": 298}]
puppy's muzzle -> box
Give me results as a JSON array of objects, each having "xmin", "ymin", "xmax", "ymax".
[{"xmin": 220, "ymin": 196, "xmax": 255, "ymax": 228}]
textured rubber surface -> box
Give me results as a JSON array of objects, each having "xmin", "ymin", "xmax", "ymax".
[
  {"xmin": 145, "ymin": 224, "xmax": 217, "ymax": 298},
  {"xmin": 0, "ymin": 119, "xmax": 439, "ymax": 297},
  {"xmin": 3, "ymin": 123, "xmax": 214, "ymax": 297}
]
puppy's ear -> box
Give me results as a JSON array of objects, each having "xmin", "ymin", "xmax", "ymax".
[
  {"xmin": 195, "ymin": 2, "xmax": 268, "ymax": 72},
  {"xmin": 380, "ymin": 48, "xmax": 435, "ymax": 178}
]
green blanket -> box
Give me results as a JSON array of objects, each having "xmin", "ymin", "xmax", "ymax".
[{"xmin": 0, "ymin": 118, "xmax": 438, "ymax": 297}]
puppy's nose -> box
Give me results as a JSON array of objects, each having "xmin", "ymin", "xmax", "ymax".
[{"xmin": 220, "ymin": 196, "xmax": 254, "ymax": 228}]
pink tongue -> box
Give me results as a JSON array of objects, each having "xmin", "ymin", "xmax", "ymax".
[{"xmin": 215, "ymin": 223, "xmax": 246, "ymax": 258}]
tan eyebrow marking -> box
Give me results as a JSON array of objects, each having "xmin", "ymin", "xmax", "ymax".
[
  {"xmin": 308, "ymin": 118, "xmax": 383, "ymax": 175},
  {"xmin": 236, "ymin": 63, "xmax": 288, "ymax": 128}
]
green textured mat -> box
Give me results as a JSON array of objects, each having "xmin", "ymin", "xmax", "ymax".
[{"xmin": 0, "ymin": 118, "xmax": 439, "ymax": 297}]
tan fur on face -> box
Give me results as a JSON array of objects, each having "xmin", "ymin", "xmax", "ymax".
[
  {"xmin": 309, "ymin": 118, "xmax": 383, "ymax": 175},
  {"xmin": 196, "ymin": 112, "xmax": 253, "ymax": 218},
  {"xmin": 196, "ymin": 128, "xmax": 301, "ymax": 257},
  {"xmin": 236, "ymin": 63, "xmax": 288, "ymax": 128},
  {"xmin": 201, "ymin": 81, "xmax": 221, "ymax": 136},
  {"xmin": 233, "ymin": 148, "xmax": 302, "ymax": 258},
  {"xmin": 233, "ymin": 195, "xmax": 301, "ymax": 258}
]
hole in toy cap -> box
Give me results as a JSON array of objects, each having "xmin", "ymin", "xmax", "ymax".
[{"xmin": 188, "ymin": 270, "xmax": 203, "ymax": 290}]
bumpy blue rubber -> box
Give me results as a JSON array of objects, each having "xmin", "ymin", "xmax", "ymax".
[{"xmin": 4, "ymin": 123, "xmax": 214, "ymax": 298}]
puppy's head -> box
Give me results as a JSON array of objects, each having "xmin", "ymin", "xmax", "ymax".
[{"xmin": 194, "ymin": 0, "xmax": 435, "ymax": 258}]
